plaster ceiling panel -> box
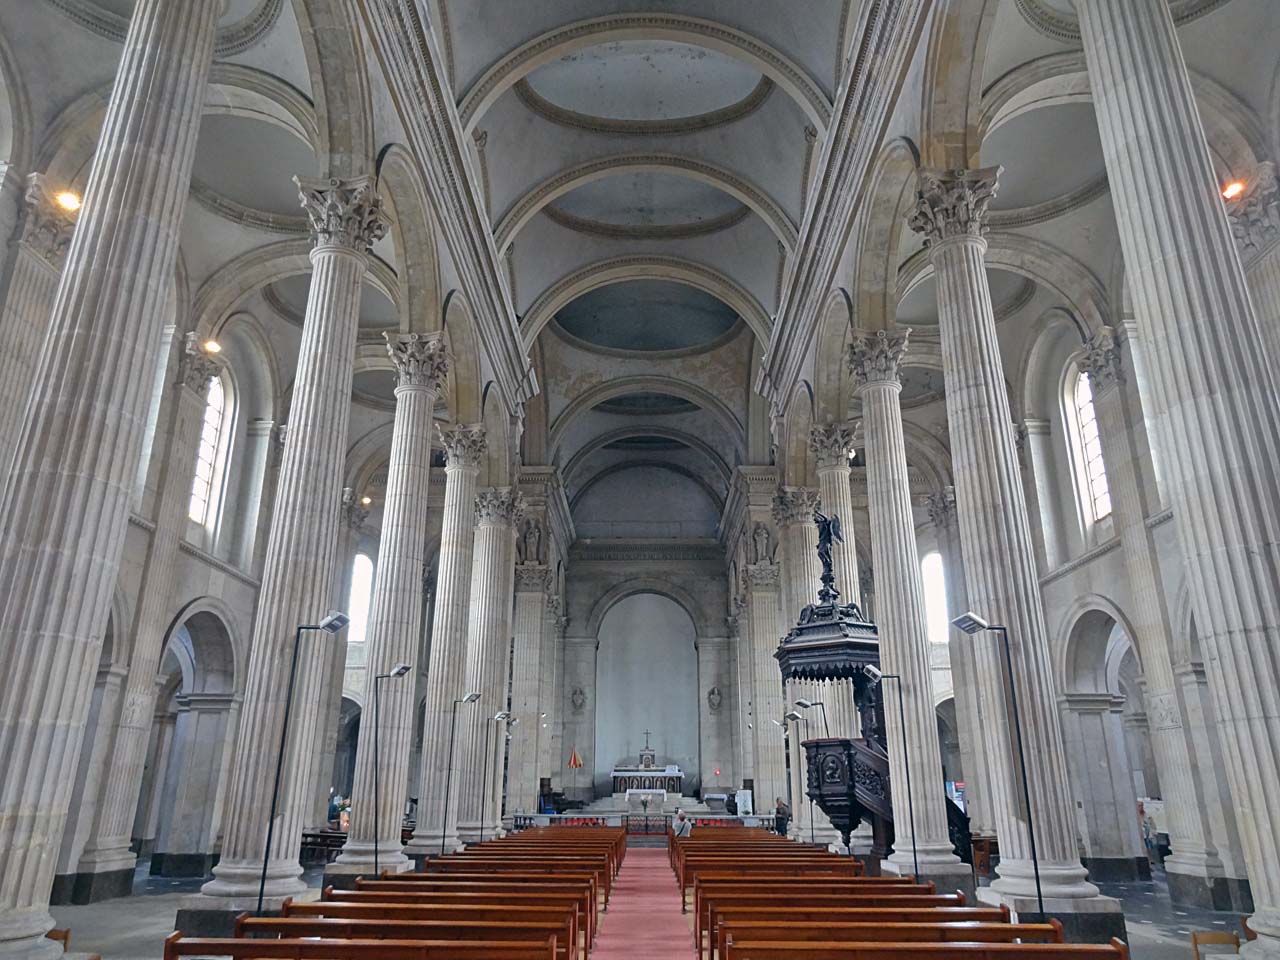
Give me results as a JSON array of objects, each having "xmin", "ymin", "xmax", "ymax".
[
  {"xmin": 980, "ymin": 103, "xmax": 1106, "ymax": 211},
  {"xmin": 554, "ymin": 279, "xmax": 737, "ymax": 353},
  {"xmin": 193, "ymin": 115, "xmax": 316, "ymax": 217},
  {"xmin": 90, "ymin": 0, "xmax": 261, "ymax": 24},
  {"xmin": 979, "ymin": 0, "xmax": 1074, "ymax": 93},
  {"xmin": 595, "ymin": 393, "xmax": 701, "ymax": 416},
  {"xmin": 1179, "ymin": 0, "xmax": 1280, "ymax": 124},
  {"xmin": 550, "ymin": 172, "xmax": 745, "ymax": 229},
  {"xmin": 266, "ymin": 275, "xmax": 398, "ymax": 331},
  {"xmin": 898, "ymin": 366, "xmax": 947, "ymax": 408}
]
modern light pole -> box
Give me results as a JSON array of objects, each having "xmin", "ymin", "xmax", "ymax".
[
  {"xmin": 864, "ymin": 664, "xmax": 918, "ymax": 880},
  {"xmin": 794, "ymin": 698, "xmax": 831, "ymax": 737},
  {"xmin": 784, "ymin": 709, "xmax": 816, "ymax": 845},
  {"xmin": 257, "ymin": 610, "xmax": 349, "ymax": 915},
  {"xmin": 479, "ymin": 711, "xmax": 511, "ymax": 843},
  {"xmin": 372, "ymin": 663, "xmax": 412, "ymax": 875},
  {"xmin": 440, "ymin": 692, "xmax": 481, "ymax": 856},
  {"xmin": 952, "ymin": 611, "xmax": 1044, "ymax": 916}
]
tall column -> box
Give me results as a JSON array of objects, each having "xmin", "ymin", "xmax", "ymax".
[
  {"xmin": 561, "ymin": 637, "xmax": 599, "ymax": 804},
  {"xmin": 727, "ymin": 606, "xmax": 754, "ymax": 789},
  {"xmin": 333, "ymin": 333, "xmax": 449, "ymax": 875},
  {"xmin": 745, "ymin": 563, "xmax": 789, "ymax": 815},
  {"xmin": 911, "ymin": 167, "xmax": 1118, "ymax": 929},
  {"xmin": 538, "ymin": 596, "xmax": 566, "ymax": 793},
  {"xmin": 1227, "ymin": 161, "xmax": 1280, "ymax": 368},
  {"xmin": 454, "ymin": 488, "xmax": 522, "ymax": 843},
  {"xmin": 1082, "ymin": 328, "xmax": 1230, "ymax": 900},
  {"xmin": 0, "ymin": 0, "xmax": 221, "ymax": 952},
  {"xmin": 927, "ymin": 487, "xmax": 996, "ymax": 838},
  {"xmin": 508, "ymin": 565, "xmax": 551, "ymax": 816},
  {"xmin": 404, "ymin": 424, "xmax": 485, "ymax": 858},
  {"xmin": 1076, "ymin": 1, "xmax": 1280, "ymax": 947},
  {"xmin": 196, "ymin": 176, "xmax": 388, "ymax": 911},
  {"xmin": 850, "ymin": 328, "xmax": 966, "ymax": 881},
  {"xmin": 772, "ymin": 487, "xmax": 821, "ymax": 619},
  {"xmin": 74, "ymin": 338, "xmax": 224, "ymax": 898},
  {"xmin": 0, "ymin": 175, "xmax": 76, "ymax": 469}
]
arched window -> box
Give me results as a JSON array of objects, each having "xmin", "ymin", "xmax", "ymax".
[
  {"xmin": 920, "ymin": 551, "xmax": 949, "ymax": 645},
  {"xmin": 1069, "ymin": 370, "xmax": 1112, "ymax": 524},
  {"xmin": 347, "ymin": 554, "xmax": 375, "ymax": 645},
  {"xmin": 189, "ymin": 376, "xmax": 228, "ymax": 525}
]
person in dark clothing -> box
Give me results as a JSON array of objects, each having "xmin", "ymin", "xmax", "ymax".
[{"xmin": 774, "ymin": 797, "xmax": 791, "ymax": 836}]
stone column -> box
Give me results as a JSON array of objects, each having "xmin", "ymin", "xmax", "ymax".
[
  {"xmin": 1227, "ymin": 161, "xmax": 1280, "ymax": 368},
  {"xmin": 455, "ymin": 487, "xmax": 522, "ymax": 843},
  {"xmin": 911, "ymin": 167, "xmax": 1119, "ymax": 931},
  {"xmin": 195, "ymin": 177, "xmax": 388, "ymax": 912},
  {"xmin": 1019, "ymin": 418, "xmax": 1058, "ymax": 570},
  {"xmin": 745, "ymin": 563, "xmax": 789, "ymax": 815},
  {"xmin": 1076, "ymin": 1, "xmax": 1280, "ymax": 946},
  {"xmin": 697, "ymin": 637, "xmax": 735, "ymax": 791},
  {"xmin": 404, "ymin": 424, "xmax": 486, "ymax": 859},
  {"xmin": 1082, "ymin": 328, "xmax": 1229, "ymax": 901},
  {"xmin": 507, "ymin": 565, "xmax": 551, "ymax": 816},
  {"xmin": 772, "ymin": 487, "xmax": 821, "ymax": 618},
  {"xmin": 562, "ymin": 637, "xmax": 599, "ymax": 804},
  {"xmin": 0, "ymin": 174, "xmax": 75, "ymax": 470},
  {"xmin": 0, "ymin": 0, "xmax": 221, "ymax": 951},
  {"xmin": 134, "ymin": 706, "xmax": 178, "ymax": 858},
  {"xmin": 74, "ymin": 338, "xmax": 224, "ymax": 898},
  {"xmin": 927, "ymin": 487, "xmax": 996, "ymax": 838},
  {"xmin": 850, "ymin": 328, "xmax": 967, "ymax": 882},
  {"xmin": 727, "ymin": 607, "xmax": 754, "ymax": 788},
  {"xmin": 333, "ymin": 333, "xmax": 449, "ymax": 876},
  {"xmin": 537, "ymin": 596, "xmax": 566, "ymax": 792}
]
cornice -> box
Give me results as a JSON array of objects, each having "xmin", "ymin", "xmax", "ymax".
[
  {"xmin": 542, "ymin": 201, "xmax": 751, "ymax": 241},
  {"xmin": 513, "ymin": 76, "xmax": 775, "ymax": 136},
  {"xmin": 47, "ymin": 0, "xmax": 283, "ymax": 57},
  {"xmin": 1038, "ymin": 536, "xmax": 1121, "ymax": 587},
  {"xmin": 178, "ymin": 539, "xmax": 262, "ymax": 590},
  {"xmin": 987, "ymin": 175, "xmax": 1109, "ymax": 230},
  {"xmin": 190, "ymin": 179, "xmax": 309, "ymax": 235},
  {"xmin": 1013, "ymin": 0, "xmax": 1232, "ymax": 45},
  {"xmin": 570, "ymin": 538, "xmax": 725, "ymax": 564}
]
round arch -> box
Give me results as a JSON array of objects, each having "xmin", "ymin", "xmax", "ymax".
[
  {"xmin": 570, "ymin": 459, "xmax": 725, "ymax": 518},
  {"xmin": 586, "ymin": 577, "xmax": 717, "ymax": 639},
  {"xmin": 376, "ymin": 143, "xmax": 443, "ymax": 334},
  {"xmin": 162, "ymin": 596, "xmax": 245, "ymax": 694},
  {"xmin": 442, "ymin": 290, "xmax": 483, "ymax": 425},
  {"xmin": 561, "ymin": 425, "xmax": 733, "ymax": 490},
  {"xmin": 1055, "ymin": 594, "xmax": 1142, "ymax": 695}
]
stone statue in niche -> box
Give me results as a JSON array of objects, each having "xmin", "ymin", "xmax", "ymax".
[
  {"xmin": 571, "ymin": 686, "xmax": 586, "ymax": 714},
  {"xmin": 751, "ymin": 521, "xmax": 772, "ymax": 563},
  {"xmin": 518, "ymin": 517, "xmax": 543, "ymax": 564},
  {"xmin": 707, "ymin": 686, "xmax": 723, "ymax": 713}
]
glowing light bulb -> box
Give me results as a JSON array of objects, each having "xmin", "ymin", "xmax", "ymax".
[
  {"xmin": 1222, "ymin": 181, "xmax": 1246, "ymax": 200},
  {"xmin": 202, "ymin": 340, "xmax": 222, "ymax": 354},
  {"xmin": 360, "ymin": 496, "xmax": 372, "ymax": 506},
  {"xmin": 55, "ymin": 191, "xmax": 81, "ymax": 212}
]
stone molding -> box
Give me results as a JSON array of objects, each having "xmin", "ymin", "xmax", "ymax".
[
  {"xmin": 848, "ymin": 328, "xmax": 910, "ymax": 387},
  {"xmin": 190, "ymin": 178, "xmax": 308, "ymax": 235},
  {"xmin": 47, "ymin": 0, "xmax": 282, "ymax": 56},
  {"xmin": 1226, "ymin": 161, "xmax": 1280, "ymax": 260},
  {"xmin": 514, "ymin": 563, "xmax": 551, "ymax": 593},
  {"xmin": 1081, "ymin": 327, "xmax": 1125, "ymax": 393},
  {"xmin": 385, "ymin": 331, "xmax": 450, "ymax": 392},
  {"xmin": 1037, "ymin": 535, "xmax": 1122, "ymax": 587},
  {"xmin": 809, "ymin": 422, "xmax": 857, "ymax": 469},
  {"xmin": 436, "ymin": 423, "xmax": 487, "ymax": 469},
  {"xmin": 926, "ymin": 486, "xmax": 958, "ymax": 531},
  {"xmin": 474, "ymin": 486, "xmax": 525, "ymax": 527},
  {"xmin": 176, "ymin": 333, "xmax": 225, "ymax": 393},
  {"xmin": 295, "ymin": 175, "xmax": 389, "ymax": 252},
  {"xmin": 745, "ymin": 561, "xmax": 781, "ymax": 590},
  {"xmin": 1013, "ymin": 0, "xmax": 1231, "ymax": 44},
  {"xmin": 541, "ymin": 200, "xmax": 751, "ymax": 241},
  {"xmin": 771, "ymin": 486, "xmax": 820, "ymax": 527},
  {"xmin": 569, "ymin": 539, "xmax": 722, "ymax": 564},
  {"xmin": 909, "ymin": 167, "xmax": 1002, "ymax": 246},
  {"xmin": 21, "ymin": 173, "xmax": 77, "ymax": 268}
]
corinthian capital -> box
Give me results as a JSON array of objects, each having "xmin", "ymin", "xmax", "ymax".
[
  {"xmin": 925, "ymin": 486, "xmax": 957, "ymax": 531},
  {"xmin": 21, "ymin": 173, "xmax": 77, "ymax": 268},
  {"xmin": 1081, "ymin": 327, "xmax": 1125, "ymax": 394},
  {"xmin": 809, "ymin": 422, "xmax": 857, "ymax": 469},
  {"xmin": 848, "ymin": 328, "xmax": 910, "ymax": 388},
  {"xmin": 745, "ymin": 561, "xmax": 781, "ymax": 590},
  {"xmin": 1226, "ymin": 161, "xmax": 1280, "ymax": 259},
  {"xmin": 386, "ymin": 332, "xmax": 450, "ymax": 392},
  {"xmin": 771, "ymin": 486, "xmax": 820, "ymax": 527},
  {"xmin": 436, "ymin": 423, "xmax": 486, "ymax": 469},
  {"xmin": 177, "ymin": 332, "xmax": 225, "ymax": 393},
  {"xmin": 909, "ymin": 167, "xmax": 1002, "ymax": 246},
  {"xmin": 515, "ymin": 563, "xmax": 551, "ymax": 592},
  {"xmin": 295, "ymin": 175, "xmax": 389, "ymax": 252},
  {"xmin": 475, "ymin": 486, "xmax": 525, "ymax": 527}
]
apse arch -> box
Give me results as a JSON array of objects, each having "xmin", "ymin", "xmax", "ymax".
[
  {"xmin": 457, "ymin": 14, "xmax": 833, "ymax": 133},
  {"xmin": 495, "ymin": 155, "xmax": 798, "ymax": 253},
  {"xmin": 377, "ymin": 143, "xmax": 443, "ymax": 334},
  {"xmin": 294, "ymin": 0, "xmax": 375, "ymax": 177},
  {"xmin": 570, "ymin": 460, "xmax": 724, "ymax": 526},
  {"xmin": 442, "ymin": 290, "xmax": 483, "ymax": 425},
  {"xmin": 561, "ymin": 426, "xmax": 733, "ymax": 490},
  {"xmin": 586, "ymin": 577, "xmax": 716, "ymax": 640},
  {"xmin": 811, "ymin": 288, "xmax": 854, "ymax": 424},
  {"xmin": 853, "ymin": 137, "xmax": 921, "ymax": 335},
  {"xmin": 1055, "ymin": 594, "xmax": 1141, "ymax": 695}
]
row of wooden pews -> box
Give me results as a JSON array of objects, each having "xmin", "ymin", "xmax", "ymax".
[
  {"xmin": 163, "ymin": 826, "xmax": 624, "ymax": 960},
  {"xmin": 670, "ymin": 831, "xmax": 1131, "ymax": 960}
]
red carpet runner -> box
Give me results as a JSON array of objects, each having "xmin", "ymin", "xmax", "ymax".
[{"xmin": 592, "ymin": 847, "xmax": 696, "ymax": 959}]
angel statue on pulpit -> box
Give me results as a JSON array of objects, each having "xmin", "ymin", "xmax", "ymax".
[{"xmin": 813, "ymin": 508, "xmax": 843, "ymax": 604}]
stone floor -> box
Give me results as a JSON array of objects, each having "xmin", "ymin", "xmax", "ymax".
[{"xmin": 47, "ymin": 859, "xmax": 1246, "ymax": 960}]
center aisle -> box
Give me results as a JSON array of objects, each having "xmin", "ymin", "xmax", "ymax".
[{"xmin": 592, "ymin": 846, "xmax": 696, "ymax": 959}]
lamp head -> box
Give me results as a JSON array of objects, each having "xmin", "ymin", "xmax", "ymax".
[
  {"xmin": 794, "ymin": 698, "xmax": 818, "ymax": 709},
  {"xmin": 509, "ymin": 717, "xmax": 520, "ymax": 726},
  {"xmin": 493, "ymin": 710, "xmax": 511, "ymax": 721},
  {"xmin": 783, "ymin": 710, "xmax": 804, "ymax": 723},
  {"xmin": 863, "ymin": 664, "xmax": 883, "ymax": 683},
  {"xmin": 319, "ymin": 611, "xmax": 350, "ymax": 633},
  {"xmin": 390, "ymin": 663, "xmax": 411, "ymax": 678},
  {"xmin": 462, "ymin": 691, "xmax": 481, "ymax": 703},
  {"xmin": 951, "ymin": 611, "xmax": 990, "ymax": 635},
  {"xmin": 771, "ymin": 718, "xmax": 784, "ymax": 728}
]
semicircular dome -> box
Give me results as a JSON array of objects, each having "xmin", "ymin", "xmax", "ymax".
[
  {"xmin": 525, "ymin": 40, "xmax": 763, "ymax": 123},
  {"xmin": 595, "ymin": 393, "xmax": 701, "ymax": 415},
  {"xmin": 555, "ymin": 279, "xmax": 738, "ymax": 352}
]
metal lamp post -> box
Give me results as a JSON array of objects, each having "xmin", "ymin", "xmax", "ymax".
[
  {"xmin": 952, "ymin": 611, "xmax": 1044, "ymax": 916},
  {"xmin": 784, "ymin": 709, "xmax": 816, "ymax": 845},
  {"xmin": 864, "ymin": 665, "xmax": 918, "ymax": 879},
  {"xmin": 479, "ymin": 711, "xmax": 511, "ymax": 843},
  {"xmin": 372, "ymin": 663, "xmax": 412, "ymax": 875},
  {"xmin": 440, "ymin": 692, "xmax": 481, "ymax": 856},
  {"xmin": 794, "ymin": 698, "xmax": 831, "ymax": 737},
  {"xmin": 257, "ymin": 610, "xmax": 349, "ymax": 915}
]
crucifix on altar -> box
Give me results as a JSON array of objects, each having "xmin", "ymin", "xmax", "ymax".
[{"xmin": 640, "ymin": 729, "xmax": 656, "ymax": 769}]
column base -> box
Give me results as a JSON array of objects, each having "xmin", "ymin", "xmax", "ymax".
[
  {"xmin": 324, "ymin": 852, "xmax": 414, "ymax": 890},
  {"xmin": 1167, "ymin": 866, "xmax": 1254, "ymax": 912},
  {"xmin": 456, "ymin": 822, "xmax": 501, "ymax": 845},
  {"xmin": 0, "ymin": 909, "xmax": 63, "ymax": 960},
  {"xmin": 883, "ymin": 856, "xmax": 976, "ymax": 899},
  {"xmin": 977, "ymin": 887, "xmax": 1126, "ymax": 944},
  {"xmin": 175, "ymin": 890, "xmax": 317, "ymax": 939},
  {"xmin": 150, "ymin": 852, "xmax": 217, "ymax": 878},
  {"xmin": 1080, "ymin": 855, "xmax": 1150, "ymax": 883},
  {"xmin": 47, "ymin": 867, "xmax": 134, "ymax": 905},
  {"xmin": 403, "ymin": 833, "xmax": 463, "ymax": 866}
]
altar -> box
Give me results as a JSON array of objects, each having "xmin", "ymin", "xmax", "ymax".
[{"xmin": 610, "ymin": 731, "xmax": 684, "ymax": 794}]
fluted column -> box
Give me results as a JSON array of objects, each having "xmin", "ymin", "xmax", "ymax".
[
  {"xmin": 0, "ymin": 175, "xmax": 76, "ymax": 470},
  {"xmin": 334, "ymin": 333, "xmax": 449, "ymax": 873},
  {"xmin": 927, "ymin": 487, "xmax": 996, "ymax": 838},
  {"xmin": 508, "ymin": 565, "xmax": 551, "ymax": 816},
  {"xmin": 538, "ymin": 596, "xmax": 566, "ymax": 791},
  {"xmin": 910, "ymin": 168, "xmax": 1111, "ymax": 916},
  {"xmin": 455, "ymin": 488, "xmax": 523, "ymax": 843},
  {"xmin": 850, "ymin": 328, "xmax": 965, "ymax": 877},
  {"xmin": 1227, "ymin": 161, "xmax": 1280, "ymax": 368},
  {"xmin": 198, "ymin": 177, "xmax": 388, "ymax": 908},
  {"xmin": 0, "ymin": 0, "xmax": 220, "ymax": 952},
  {"xmin": 745, "ymin": 563, "xmax": 788, "ymax": 815},
  {"xmin": 76, "ymin": 337, "xmax": 224, "ymax": 889},
  {"xmin": 1082, "ymin": 329, "xmax": 1228, "ymax": 896},
  {"xmin": 404, "ymin": 424, "xmax": 485, "ymax": 858},
  {"xmin": 1076, "ymin": 0, "xmax": 1280, "ymax": 945}
]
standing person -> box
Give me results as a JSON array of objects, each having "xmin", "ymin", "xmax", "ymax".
[
  {"xmin": 673, "ymin": 810, "xmax": 692, "ymax": 838},
  {"xmin": 774, "ymin": 797, "xmax": 791, "ymax": 836}
]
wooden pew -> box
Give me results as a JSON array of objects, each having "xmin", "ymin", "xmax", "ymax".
[
  {"xmin": 400, "ymin": 869, "xmax": 601, "ymax": 913},
  {"xmin": 712, "ymin": 922, "xmax": 1062, "ymax": 960},
  {"xmin": 429, "ymin": 857, "xmax": 614, "ymax": 902},
  {"xmin": 236, "ymin": 917, "xmax": 570, "ymax": 960},
  {"xmin": 163, "ymin": 932, "xmax": 555, "ymax": 960},
  {"xmin": 721, "ymin": 940, "xmax": 1130, "ymax": 960},
  {"xmin": 678, "ymin": 855, "xmax": 864, "ymax": 903}
]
